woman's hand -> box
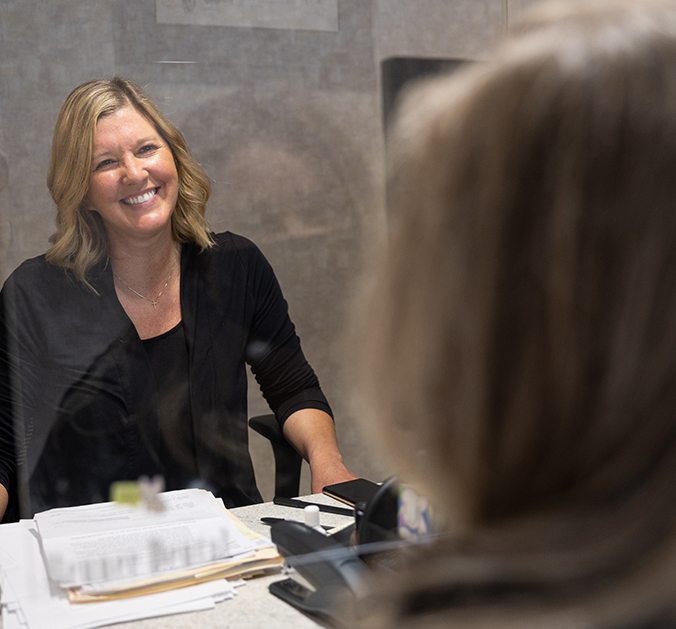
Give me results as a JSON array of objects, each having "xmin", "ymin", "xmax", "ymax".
[
  {"xmin": 307, "ymin": 452, "xmax": 357, "ymax": 495},
  {"xmin": 282, "ymin": 408, "xmax": 357, "ymax": 494}
]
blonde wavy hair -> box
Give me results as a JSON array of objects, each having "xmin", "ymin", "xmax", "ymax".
[
  {"xmin": 46, "ymin": 77, "xmax": 213, "ymax": 281},
  {"xmin": 352, "ymin": 0, "xmax": 676, "ymax": 625}
]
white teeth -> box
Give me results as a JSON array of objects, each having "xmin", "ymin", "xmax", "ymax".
[{"xmin": 122, "ymin": 189, "xmax": 157, "ymax": 205}]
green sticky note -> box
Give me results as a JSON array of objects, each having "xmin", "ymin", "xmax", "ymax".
[{"xmin": 110, "ymin": 481, "xmax": 141, "ymax": 505}]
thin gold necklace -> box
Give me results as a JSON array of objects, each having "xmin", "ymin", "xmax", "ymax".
[{"xmin": 113, "ymin": 267, "xmax": 175, "ymax": 308}]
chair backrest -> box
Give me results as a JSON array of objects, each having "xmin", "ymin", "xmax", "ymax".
[{"xmin": 249, "ymin": 414, "xmax": 303, "ymax": 498}]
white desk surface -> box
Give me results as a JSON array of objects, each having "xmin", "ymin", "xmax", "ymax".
[{"xmin": 2, "ymin": 494, "xmax": 353, "ymax": 629}]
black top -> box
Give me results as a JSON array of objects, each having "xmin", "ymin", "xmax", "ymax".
[
  {"xmin": 141, "ymin": 321, "xmax": 198, "ymax": 489},
  {"xmin": 0, "ymin": 232, "xmax": 332, "ymax": 520}
]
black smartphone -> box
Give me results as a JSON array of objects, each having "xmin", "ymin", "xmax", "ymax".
[{"xmin": 322, "ymin": 478, "xmax": 381, "ymax": 507}]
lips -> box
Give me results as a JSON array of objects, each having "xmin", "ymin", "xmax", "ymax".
[{"xmin": 121, "ymin": 187, "xmax": 159, "ymax": 206}]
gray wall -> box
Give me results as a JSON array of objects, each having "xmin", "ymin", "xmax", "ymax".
[{"xmin": 0, "ymin": 0, "xmax": 532, "ymax": 499}]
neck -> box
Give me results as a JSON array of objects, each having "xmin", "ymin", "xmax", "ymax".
[{"xmin": 109, "ymin": 234, "xmax": 180, "ymax": 291}]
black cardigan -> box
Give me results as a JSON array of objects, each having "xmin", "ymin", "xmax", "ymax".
[{"xmin": 0, "ymin": 232, "xmax": 331, "ymax": 520}]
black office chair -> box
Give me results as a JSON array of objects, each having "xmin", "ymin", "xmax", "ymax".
[{"xmin": 249, "ymin": 414, "xmax": 304, "ymax": 498}]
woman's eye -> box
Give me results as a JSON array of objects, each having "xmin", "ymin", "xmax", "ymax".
[
  {"xmin": 93, "ymin": 159, "xmax": 115, "ymax": 171},
  {"xmin": 138, "ymin": 144, "xmax": 158, "ymax": 155}
]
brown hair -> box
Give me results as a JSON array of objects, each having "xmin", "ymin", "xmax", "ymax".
[
  {"xmin": 46, "ymin": 77, "xmax": 213, "ymax": 281},
  {"xmin": 352, "ymin": 0, "xmax": 676, "ymax": 624}
]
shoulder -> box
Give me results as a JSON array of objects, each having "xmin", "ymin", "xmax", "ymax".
[
  {"xmin": 2, "ymin": 255, "xmax": 92, "ymax": 312},
  {"xmin": 188, "ymin": 233, "xmax": 279, "ymax": 303},
  {"xmin": 196, "ymin": 231, "xmax": 271, "ymax": 271},
  {"xmin": 6, "ymin": 254, "xmax": 52, "ymax": 281},
  {"xmin": 211, "ymin": 231, "xmax": 264, "ymax": 257},
  {"xmin": 3, "ymin": 255, "xmax": 77, "ymax": 293}
]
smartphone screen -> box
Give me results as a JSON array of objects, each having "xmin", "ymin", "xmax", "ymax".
[{"xmin": 322, "ymin": 478, "xmax": 381, "ymax": 507}]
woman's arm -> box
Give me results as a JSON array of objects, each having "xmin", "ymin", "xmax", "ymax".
[
  {"xmin": 283, "ymin": 408, "xmax": 356, "ymax": 493},
  {"xmin": 238, "ymin": 237, "xmax": 357, "ymax": 491}
]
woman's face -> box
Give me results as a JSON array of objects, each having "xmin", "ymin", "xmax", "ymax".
[{"xmin": 86, "ymin": 104, "xmax": 179, "ymax": 250}]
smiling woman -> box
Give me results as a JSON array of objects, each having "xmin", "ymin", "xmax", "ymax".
[
  {"xmin": 0, "ymin": 77, "xmax": 355, "ymax": 522},
  {"xmin": 87, "ymin": 106, "xmax": 179, "ymax": 251},
  {"xmin": 88, "ymin": 105, "xmax": 183, "ymax": 340}
]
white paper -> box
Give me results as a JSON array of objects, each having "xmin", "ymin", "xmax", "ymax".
[
  {"xmin": 0, "ymin": 520, "xmax": 235, "ymax": 629},
  {"xmin": 22, "ymin": 581, "xmax": 231, "ymax": 629},
  {"xmin": 34, "ymin": 489, "xmax": 257, "ymax": 586}
]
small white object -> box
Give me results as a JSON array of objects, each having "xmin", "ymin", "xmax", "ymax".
[
  {"xmin": 304, "ymin": 504, "xmax": 328, "ymax": 534},
  {"xmin": 304, "ymin": 504, "xmax": 320, "ymax": 528}
]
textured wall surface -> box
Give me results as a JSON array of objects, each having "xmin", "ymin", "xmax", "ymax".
[
  {"xmin": 0, "ymin": 0, "xmax": 513, "ymax": 499},
  {"xmin": 374, "ymin": 0, "xmax": 505, "ymax": 62},
  {"xmin": 508, "ymin": 0, "xmax": 546, "ymax": 23}
]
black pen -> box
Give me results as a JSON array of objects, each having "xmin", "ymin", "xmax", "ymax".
[
  {"xmin": 260, "ymin": 516, "xmax": 333, "ymax": 531},
  {"xmin": 272, "ymin": 496, "xmax": 354, "ymax": 516}
]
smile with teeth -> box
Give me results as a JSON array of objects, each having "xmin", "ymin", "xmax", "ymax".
[{"xmin": 121, "ymin": 188, "xmax": 159, "ymax": 206}]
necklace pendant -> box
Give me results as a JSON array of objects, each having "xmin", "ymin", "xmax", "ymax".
[{"xmin": 150, "ymin": 299, "xmax": 159, "ymax": 308}]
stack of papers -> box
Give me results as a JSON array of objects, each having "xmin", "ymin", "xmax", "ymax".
[{"xmin": 0, "ymin": 489, "xmax": 282, "ymax": 628}]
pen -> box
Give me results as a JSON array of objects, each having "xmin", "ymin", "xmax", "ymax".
[
  {"xmin": 272, "ymin": 496, "xmax": 354, "ymax": 516},
  {"xmin": 260, "ymin": 516, "xmax": 332, "ymax": 531}
]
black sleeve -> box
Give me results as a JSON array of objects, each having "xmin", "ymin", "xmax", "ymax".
[
  {"xmin": 0, "ymin": 274, "xmax": 41, "ymax": 522},
  {"xmin": 0, "ymin": 287, "xmax": 16, "ymax": 520},
  {"xmin": 238, "ymin": 239, "xmax": 333, "ymax": 425}
]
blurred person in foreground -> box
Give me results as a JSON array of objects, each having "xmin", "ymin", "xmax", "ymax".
[
  {"xmin": 351, "ymin": 0, "xmax": 676, "ymax": 626},
  {"xmin": 0, "ymin": 77, "xmax": 354, "ymax": 522}
]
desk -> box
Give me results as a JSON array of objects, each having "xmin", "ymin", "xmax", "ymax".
[{"xmin": 1, "ymin": 494, "xmax": 353, "ymax": 629}]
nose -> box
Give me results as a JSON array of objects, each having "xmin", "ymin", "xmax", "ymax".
[{"xmin": 121, "ymin": 155, "xmax": 147, "ymax": 184}]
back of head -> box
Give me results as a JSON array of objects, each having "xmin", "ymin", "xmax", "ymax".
[{"xmin": 353, "ymin": 0, "xmax": 676, "ymax": 624}]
